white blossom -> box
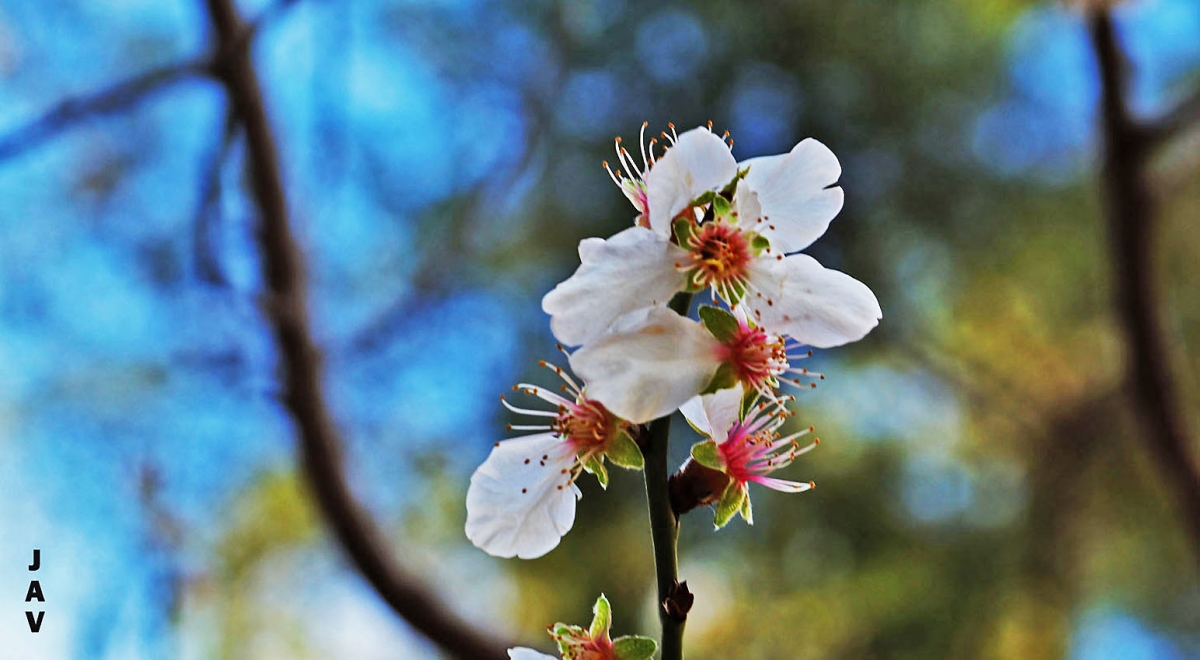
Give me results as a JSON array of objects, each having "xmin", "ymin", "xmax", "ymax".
[
  {"xmin": 466, "ymin": 363, "xmax": 642, "ymax": 559},
  {"xmin": 544, "ymin": 125, "xmax": 880, "ymax": 352}
]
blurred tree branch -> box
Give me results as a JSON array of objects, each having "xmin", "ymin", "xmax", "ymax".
[
  {"xmin": 193, "ymin": 105, "xmax": 240, "ymax": 286},
  {"xmin": 1146, "ymin": 86, "xmax": 1200, "ymax": 152},
  {"xmin": 0, "ymin": 0, "xmax": 295, "ymax": 164},
  {"xmin": 200, "ymin": 0, "xmax": 511, "ymax": 657},
  {"xmin": 0, "ymin": 60, "xmax": 206, "ymax": 162},
  {"xmin": 1089, "ymin": 10, "xmax": 1200, "ymax": 556}
]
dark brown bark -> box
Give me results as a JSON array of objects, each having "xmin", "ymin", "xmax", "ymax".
[
  {"xmin": 201, "ymin": 0, "xmax": 511, "ymax": 656},
  {"xmin": 1089, "ymin": 10, "xmax": 1200, "ymax": 556}
]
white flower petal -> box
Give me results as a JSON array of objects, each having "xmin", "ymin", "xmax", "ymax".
[
  {"xmin": 645, "ymin": 127, "xmax": 738, "ymax": 236},
  {"xmin": 678, "ymin": 396, "xmax": 710, "ymax": 437},
  {"xmin": 569, "ymin": 307, "xmax": 723, "ymax": 424},
  {"xmin": 577, "ymin": 237, "xmax": 605, "ymax": 263},
  {"xmin": 739, "ymin": 138, "xmax": 843, "ymax": 253},
  {"xmin": 542, "ymin": 227, "xmax": 688, "ymax": 347},
  {"xmin": 746, "ymin": 253, "xmax": 881, "ymax": 348},
  {"xmin": 466, "ymin": 434, "xmax": 582, "ymax": 560},
  {"xmin": 508, "ymin": 648, "xmax": 559, "ymax": 660},
  {"xmin": 680, "ymin": 383, "xmax": 744, "ymax": 443}
]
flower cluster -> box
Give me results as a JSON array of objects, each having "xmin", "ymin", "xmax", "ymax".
[
  {"xmin": 467, "ymin": 123, "xmax": 879, "ymax": 654},
  {"xmin": 508, "ymin": 594, "xmax": 657, "ymax": 660}
]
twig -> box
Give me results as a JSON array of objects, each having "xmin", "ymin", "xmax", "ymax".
[
  {"xmin": 200, "ymin": 0, "xmax": 511, "ymax": 657},
  {"xmin": 193, "ymin": 105, "xmax": 240, "ymax": 286},
  {"xmin": 0, "ymin": 60, "xmax": 206, "ymax": 163},
  {"xmin": 1089, "ymin": 10, "xmax": 1200, "ymax": 556},
  {"xmin": 1146, "ymin": 86, "xmax": 1200, "ymax": 152},
  {"xmin": 643, "ymin": 293, "xmax": 695, "ymax": 660},
  {"xmin": 0, "ymin": 0, "xmax": 298, "ymax": 165}
]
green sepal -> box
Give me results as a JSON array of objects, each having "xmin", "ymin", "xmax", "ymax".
[
  {"xmin": 714, "ymin": 482, "xmax": 746, "ymax": 529},
  {"xmin": 583, "ymin": 454, "xmax": 609, "ymax": 489},
  {"xmin": 552, "ymin": 624, "xmax": 588, "ymax": 655},
  {"xmin": 749, "ymin": 233, "xmax": 771, "ymax": 255},
  {"xmin": 740, "ymin": 385, "xmax": 759, "ymax": 420},
  {"xmin": 687, "ymin": 190, "xmax": 717, "ymax": 208},
  {"xmin": 700, "ymin": 362, "xmax": 738, "ymax": 395},
  {"xmin": 698, "ymin": 305, "xmax": 740, "ymax": 343},
  {"xmin": 719, "ymin": 167, "xmax": 750, "ymax": 197},
  {"xmin": 589, "ymin": 594, "xmax": 612, "ymax": 640},
  {"xmin": 711, "ymin": 194, "xmax": 732, "ymax": 221},
  {"xmin": 612, "ymin": 636, "xmax": 659, "ymax": 660},
  {"xmin": 672, "ymin": 217, "xmax": 696, "ymax": 246},
  {"xmin": 690, "ymin": 440, "xmax": 725, "ymax": 471},
  {"xmin": 740, "ymin": 490, "xmax": 754, "ymax": 525},
  {"xmin": 605, "ymin": 430, "xmax": 644, "ymax": 470}
]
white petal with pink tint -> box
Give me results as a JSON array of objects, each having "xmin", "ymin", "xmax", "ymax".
[
  {"xmin": 738, "ymin": 138, "xmax": 843, "ymax": 253},
  {"xmin": 570, "ymin": 308, "xmax": 723, "ymax": 424},
  {"xmin": 542, "ymin": 227, "xmax": 688, "ymax": 347},
  {"xmin": 466, "ymin": 434, "xmax": 581, "ymax": 559},
  {"xmin": 508, "ymin": 648, "xmax": 558, "ymax": 660},
  {"xmin": 680, "ymin": 384, "xmax": 744, "ymax": 443},
  {"xmin": 644, "ymin": 127, "xmax": 738, "ymax": 237},
  {"xmin": 744, "ymin": 253, "xmax": 880, "ymax": 348}
]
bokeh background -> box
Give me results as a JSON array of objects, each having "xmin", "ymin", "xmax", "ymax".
[{"xmin": 1, "ymin": 0, "xmax": 1199, "ymax": 658}]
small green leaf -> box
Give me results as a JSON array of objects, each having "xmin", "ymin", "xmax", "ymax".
[
  {"xmin": 740, "ymin": 490, "xmax": 754, "ymax": 525},
  {"xmin": 605, "ymin": 430, "xmax": 644, "ymax": 470},
  {"xmin": 749, "ymin": 233, "xmax": 771, "ymax": 255},
  {"xmin": 687, "ymin": 190, "xmax": 717, "ymax": 208},
  {"xmin": 583, "ymin": 454, "xmax": 609, "ymax": 489},
  {"xmin": 740, "ymin": 385, "xmax": 758, "ymax": 419},
  {"xmin": 700, "ymin": 362, "xmax": 738, "ymax": 395},
  {"xmin": 719, "ymin": 168, "xmax": 750, "ymax": 196},
  {"xmin": 589, "ymin": 594, "xmax": 612, "ymax": 640},
  {"xmin": 690, "ymin": 440, "xmax": 725, "ymax": 471},
  {"xmin": 714, "ymin": 482, "xmax": 745, "ymax": 529},
  {"xmin": 711, "ymin": 195, "xmax": 732, "ymax": 221},
  {"xmin": 552, "ymin": 624, "xmax": 588, "ymax": 655},
  {"xmin": 612, "ymin": 636, "xmax": 659, "ymax": 660},
  {"xmin": 672, "ymin": 217, "xmax": 696, "ymax": 246},
  {"xmin": 698, "ymin": 305, "xmax": 740, "ymax": 343}
]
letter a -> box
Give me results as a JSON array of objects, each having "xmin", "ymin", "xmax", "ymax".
[
  {"xmin": 28, "ymin": 549, "xmax": 39, "ymax": 571},
  {"xmin": 26, "ymin": 611, "xmax": 44, "ymax": 633},
  {"xmin": 25, "ymin": 580, "xmax": 44, "ymax": 603}
]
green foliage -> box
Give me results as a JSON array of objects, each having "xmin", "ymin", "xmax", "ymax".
[
  {"xmin": 588, "ymin": 594, "xmax": 612, "ymax": 639},
  {"xmin": 700, "ymin": 362, "xmax": 739, "ymax": 395},
  {"xmin": 690, "ymin": 440, "xmax": 725, "ymax": 471},
  {"xmin": 583, "ymin": 454, "xmax": 610, "ymax": 489},
  {"xmin": 605, "ymin": 430, "xmax": 645, "ymax": 470},
  {"xmin": 698, "ymin": 305, "xmax": 740, "ymax": 343},
  {"xmin": 713, "ymin": 482, "xmax": 747, "ymax": 529},
  {"xmin": 612, "ymin": 636, "xmax": 659, "ymax": 660}
]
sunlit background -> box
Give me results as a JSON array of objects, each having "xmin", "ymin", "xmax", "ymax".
[{"xmin": 1, "ymin": 0, "xmax": 1199, "ymax": 658}]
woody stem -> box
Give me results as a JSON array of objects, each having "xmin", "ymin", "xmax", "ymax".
[{"xmin": 643, "ymin": 292, "xmax": 694, "ymax": 660}]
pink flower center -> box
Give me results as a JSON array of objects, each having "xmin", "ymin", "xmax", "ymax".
[
  {"xmin": 683, "ymin": 222, "xmax": 751, "ymax": 299},
  {"xmin": 555, "ymin": 397, "xmax": 621, "ymax": 458},
  {"xmin": 719, "ymin": 423, "xmax": 777, "ymax": 484},
  {"xmin": 717, "ymin": 323, "xmax": 788, "ymax": 392}
]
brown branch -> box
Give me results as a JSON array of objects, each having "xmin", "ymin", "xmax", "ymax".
[
  {"xmin": 1089, "ymin": 10, "xmax": 1200, "ymax": 555},
  {"xmin": 0, "ymin": 60, "xmax": 206, "ymax": 163},
  {"xmin": 1145, "ymin": 85, "xmax": 1200, "ymax": 152},
  {"xmin": 193, "ymin": 105, "xmax": 240, "ymax": 286},
  {"xmin": 0, "ymin": 0, "xmax": 297, "ymax": 164},
  {"xmin": 200, "ymin": 0, "xmax": 511, "ymax": 656}
]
